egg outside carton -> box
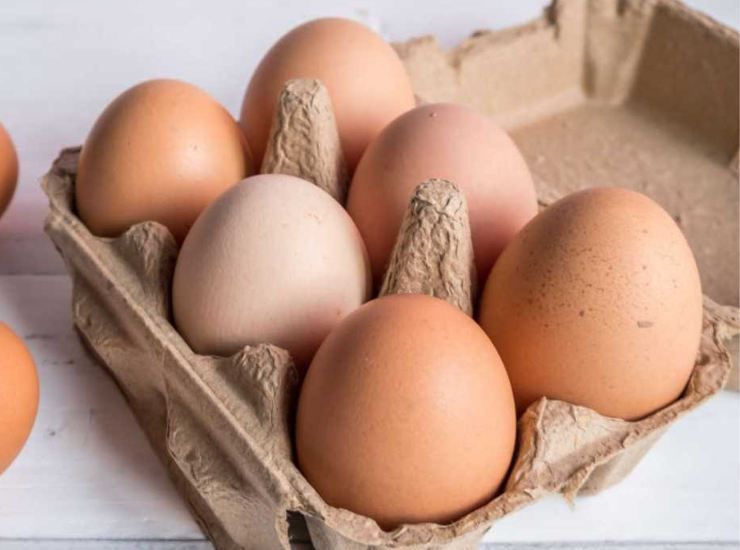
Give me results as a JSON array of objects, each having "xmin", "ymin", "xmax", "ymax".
[{"xmin": 42, "ymin": 72, "xmax": 738, "ymax": 549}]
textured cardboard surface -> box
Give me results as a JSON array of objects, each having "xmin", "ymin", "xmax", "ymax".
[
  {"xmin": 42, "ymin": 0, "xmax": 739, "ymax": 548},
  {"xmin": 42, "ymin": 149, "xmax": 736, "ymax": 550},
  {"xmin": 380, "ymin": 179, "xmax": 476, "ymax": 316},
  {"xmin": 261, "ymin": 79, "xmax": 348, "ymax": 204}
]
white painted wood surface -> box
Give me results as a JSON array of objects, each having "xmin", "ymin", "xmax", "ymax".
[{"xmin": 0, "ymin": 1, "xmax": 738, "ymax": 548}]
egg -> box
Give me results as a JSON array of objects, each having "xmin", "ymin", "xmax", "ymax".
[
  {"xmin": 239, "ymin": 18, "xmax": 416, "ymax": 171},
  {"xmin": 0, "ymin": 323, "xmax": 39, "ymax": 474},
  {"xmin": 296, "ymin": 294, "xmax": 516, "ymax": 529},
  {"xmin": 173, "ymin": 174, "xmax": 370, "ymax": 368},
  {"xmin": 76, "ymin": 79, "xmax": 253, "ymax": 243},
  {"xmin": 479, "ymin": 187, "xmax": 703, "ymax": 420},
  {"xmin": 347, "ymin": 103, "xmax": 538, "ymax": 286},
  {"xmin": 0, "ymin": 124, "xmax": 18, "ymax": 219}
]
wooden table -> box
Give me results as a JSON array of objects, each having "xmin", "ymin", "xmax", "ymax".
[{"xmin": 1, "ymin": 1, "xmax": 738, "ymax": 548}]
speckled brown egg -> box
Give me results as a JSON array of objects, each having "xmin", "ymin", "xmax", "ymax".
[
  {"xmin": 347, "ymin": 103, "xmax": 538, "ymax": 286},
  {"xmin": 239, "ymin": 18, "xmax": 416, "ymax": 171},
  {"xmin": 0, "ymin": 323, "xmax": 39, "ymax": 474},
  {"xmin": 296, "ymin": 294, "xmax": 516, "ymax": 529},
  {"xmin": 479, "ymin": 187, "xmax": 703, "ymax": 420},
  {"xmin": 0, "ymin": 124, "xmax": 18, "ymax": 219},
  {"xmin": 76, "ymin": 79, "xmax": 253, "ymax": 243}
]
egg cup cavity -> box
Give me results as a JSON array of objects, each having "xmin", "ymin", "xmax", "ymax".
[
  {"xmin": 43, "ymin": 1, "xmax": 739, "ymax": 547},
  {"xmin": 164, "ymin": 344, "xmax": 300, "ymax": 548}
]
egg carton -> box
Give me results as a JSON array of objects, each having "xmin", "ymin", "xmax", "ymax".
[{"xmin": 43, "ymin": 1, "xmax": 738, "ymax": 549}]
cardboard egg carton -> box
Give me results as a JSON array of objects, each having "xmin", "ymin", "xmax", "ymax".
[{"xmin": 43, "ymin": 1, "xmax": 738, "ymax": 548}]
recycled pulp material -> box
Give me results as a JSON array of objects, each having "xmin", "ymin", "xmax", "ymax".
[
  {"xmin": 44, "ymin": 96, "xmax": 737, "ymax": 550},
  {"xmin": 395, "ymin": 0, "xmax": 740, "ymax": 387},
  {"xmin": 42, "ymin": 145, "xmax": 736, "ymax": 549},
  {"xmin": 261, "ymin": 79, "xmax": 348, "ymax": 204},
  {"xmin": 43, "ymin": 1, "xmax": 739, "ymax": 548},
  {"xmin": 380, "ymin": 178, "xmax": 477, "ymax": 316}
]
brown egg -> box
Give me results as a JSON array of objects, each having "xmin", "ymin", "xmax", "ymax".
[
  {"xmin": 0, "ymin": 323, "xmax": 39, "ymax": 474},
  {"xmin": 173, "ymin": 174, "xmax": 370, "ymax": 369},
  {"xmin": 479, "ymin": 187, "xmax": 703, "ymax": 420},
  {"xmin": 239, "ymin": 18, "xmax": 416, "ymax": 171},
  {"xmin": 296, "ymin": 294, "xmax": 516, "ymax": 529},
  {"xmin": 0, "ymin": 124, "xmax": 19, "ymax": 219},
  {"xmin": 76, "ymin": 79, "xmax": 253, "ymax": 243},
  {"xmin": 347, "ymin": 103, "xmax": 538, "ymax": 286}
]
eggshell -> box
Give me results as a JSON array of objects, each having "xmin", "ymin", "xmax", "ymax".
[
  {"xmin": 479, "ymin": 187, "xmax": 703, "ymax": 420},
  {"xmin": 0, "ymin": 124, "xmax": 18, "ymax": 219},
  {"xmin": 76, "ymin": 79, "xmax": 253, "ymax": 243},
  {"xmin": 172, "ymin": 174, "xmax": 370, "ymax": 368},
  {"xmin": 347, "ymin": 103, "xmax": 538, "ymax": 285},
  {"xmin": 0, "ymin": 323, "xmax": 39, "ymax": 474},
  {"xmin": 296, "ymin": 294, "xmax": 516, "ymax": 530},
  {"xmin": 239, "ymin": 18, "xmax": 416, "ymax": 171}
]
